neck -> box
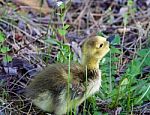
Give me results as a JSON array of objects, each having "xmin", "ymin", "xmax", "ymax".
[{"xmin": 81, "ymin": 55, "xmax": 101, "ymax": 70}]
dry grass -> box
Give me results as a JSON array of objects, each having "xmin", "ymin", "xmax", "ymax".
[{"xmin": 0, "ymin": 0, "xmax": 150, "ymax": 114}]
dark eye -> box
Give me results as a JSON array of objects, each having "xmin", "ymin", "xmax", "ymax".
[{"xmin": 99, "ymin": 43, "xmax": 103, "ymax": 48}]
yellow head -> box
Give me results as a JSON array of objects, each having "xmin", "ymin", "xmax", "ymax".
[{"xmin": 81, "ymin": 36, "xmax": 110, "ymax": 69}]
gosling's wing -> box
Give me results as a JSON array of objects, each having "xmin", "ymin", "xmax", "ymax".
[
  {"xmin": 68, "ymin": 63, "xmax": 86, "ymax": 99},
  {"xmin": 70, "ymin": 80, "xmax": 85, "ymax": 99},
  {"xmin": 26, "ymin": 63, "xmax": 85, "ymax": 100},
  {"xmin": 26, "ymin": 64, "xmax": 68, "ymax": 99}
]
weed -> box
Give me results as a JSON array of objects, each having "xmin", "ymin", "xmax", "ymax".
[
  {"xmin": 98, "ymin": 35, "xmax": 150, "ymax": 114},
  {"xmin": 0, "ymin": 31, "xmax": 12, "ymax": 62}
]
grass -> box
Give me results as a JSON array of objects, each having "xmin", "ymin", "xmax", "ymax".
[{"xmin": 0, "ymin": 0, "xmax": 150, "ymax": 114}]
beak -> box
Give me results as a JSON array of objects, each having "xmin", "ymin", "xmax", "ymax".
[{"xmin": 107, "ymin": 35, "xmax": 115, "ymax": 43}]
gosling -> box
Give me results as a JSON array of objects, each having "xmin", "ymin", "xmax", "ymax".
[{"xmin": 26, "ymin": 36, "xmax": 110, "ymax": 115}]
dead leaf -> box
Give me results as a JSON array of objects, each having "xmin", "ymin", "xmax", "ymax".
[
  {"xmin": 146, "ymin": 0, "xmax": 150, "ymax": 5},
  {"xmin": 12, "ymin": 0, "xmax": 53, "ymax": 14},
  {"xmin": 4, "ymin": 67, "xmax": 18, "ymax": 75},
  {"xmin": 119, "ymin": 7, "xmax": 128, "ymax": 16}
]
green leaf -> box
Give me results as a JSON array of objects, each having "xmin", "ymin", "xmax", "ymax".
[
  {"xmin": 127, "ymin": 0, "xmax": 134, "ymax": 7},
  {"xmin": 3, "ymin": 55, "xmax": 12, "ymax": 62},
  {"xmin": 1, "ymin": 46, "xmax": 10, "ymax": 53},
  {"xmin": 123, "ymin": 13, "xmax": 128, "ymax": 26},
  {"xmin": 137, "ymin": 49, "xmax": 150, "ymax": 66},
  {"xmin": 136, "ymin": 84, "xmax": 150, "ymax": 104},
  {"xmin": 97, "ymin": 32, "xmax": 106, "ymax": 37},
  {"xmin": 111, "ymin": 46, "xmax": 121, "ymax": 54},
  {"xmin": 63, "ymin": 24, "xmax": 70, "ymax": 30},
  {"xmin": 58, "ymin": 28, "xmax": 67, "ymax": 36},
  {"xmin": 60, "ymin": 3, "xmax": 65, "ymax": 9},
  {"xmin": 143, "ymin": 58, "xmax": 150, "ymax": 66},
  {"xmin": 127, "ymin": 59, "xmax": 141, "ymax": 76},
  {"xmin": 111, "ymin": 34, "xmax": 120, "ymax": 45},
  {"xmin": 137, "ymin": 49, "xmax": 150, "ymax": 57},
  {"xmin": 111, "ymin": 57, "xmax": 119, "ymax": 62},
  {"xmin": 45, "ymin": 38, "xmax": 59, "ymax": 45},
  {"xmin": 120, "ymin": 78, "xmax": 129, "ymax": 91},
  {"xmin": 120, "ymin": 78, "xmax": 129, "ymax": 86},
  {"xmin": 93, "ymin": 111, "xmax": 101, "ymax": 115},
  {"xmin": 0, "ymin": 32, "xmax": 5, "ymax": 43}
]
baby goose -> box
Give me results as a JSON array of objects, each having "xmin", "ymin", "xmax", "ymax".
[{"xmin": 26, "ymin": 36, "xmax": 110, "ymax": 115}]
